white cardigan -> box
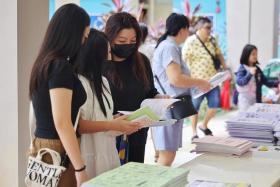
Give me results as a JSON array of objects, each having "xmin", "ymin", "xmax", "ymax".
[{"xmin": 79, "ymin": 75, "xmax": 120, "ymax": 178}]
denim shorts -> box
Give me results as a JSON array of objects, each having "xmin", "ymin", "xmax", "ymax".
[
  {"xmin": 151, "ymin": 119, "xmax": 183, "ymax": 151},
  {"xmin": 192, "ymin": 86, "xmax": 221, "ymax": 111}
]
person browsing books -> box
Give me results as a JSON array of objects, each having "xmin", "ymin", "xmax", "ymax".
[
  {"xmin": 73, "ymin": 29, "xmax": 141, "ymax": 178},
  {"xmin": 103, "ymin": 12, "xmax": 168, "ymax": 164},
  {"xmin": 152, "ymin": 13, "xmax": 211, "ymax": 166},
  {"xmin": 28, "ymin": 4, "xmax": 90, "ymax": 186}
]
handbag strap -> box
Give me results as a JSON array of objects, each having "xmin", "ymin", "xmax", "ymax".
[
  {"xmin": 29, "ymin": 102, "xmax": 36, "ymax": 150},
  {"xmin": 36, "ymin": 148, "xmax": 62, "ymax": 166},
  {"xmin": 154, "ymin": 75, "xmax": 167, "ymax": 94},
  {"xmin": 195, "ymin": 34, "xmax": 216, "ymax": 61},
  {"xmin": 73, "ymin": 109, "xmax": 81, "ymax": 131}
]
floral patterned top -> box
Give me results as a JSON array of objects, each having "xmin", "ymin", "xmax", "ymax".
[{"xmin": 182, "ymin": 34, "xmax": 221, "ymax": 80}]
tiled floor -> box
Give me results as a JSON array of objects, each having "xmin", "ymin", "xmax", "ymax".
[{"xmin": 144, "ymin": 110, "xmax": 238, "ymax": 167}]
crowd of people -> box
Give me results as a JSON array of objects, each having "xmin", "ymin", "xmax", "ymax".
[{"xmin": 28, "ymin": 3, "xmax": 280, "ymax": 187}]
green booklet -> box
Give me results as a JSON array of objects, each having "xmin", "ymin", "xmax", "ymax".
[
  {"xmin": 82, "ymin": 162, "xmax": 189, "ymax": 187},
  {"xmin": 118, "ymin": 99, "xmax": 179, "ymax": 128},
  {"xmin": 126, "ymin": 106, "xmax": 160, "ymax": 121}
]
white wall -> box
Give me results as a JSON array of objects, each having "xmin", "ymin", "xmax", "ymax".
[
  {"xmin": 0, "ymin": 0, "xmax": 48, "ymax": 186},
  {"xmin": 250, "ymin": 0, "xmax": 279, "ymax": 68},
  {"xmin": 226, "ymin": 0, "xmax": 251, "ymax": 71},
  {"xmin": 0, "ymin": 0, "xmax": 18, "ymax": 186},
  {"xmin": 227, "ymin": 0, "xmax": 279, "ymax": 71},
  {"xmin": 18, "ymin": 0, "xmax": 49, "ymax": 186}
]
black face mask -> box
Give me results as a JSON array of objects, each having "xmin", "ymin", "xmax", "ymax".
[{"xmin": 111, "ymin": 43, "xmax": 137, "ymax": 59}]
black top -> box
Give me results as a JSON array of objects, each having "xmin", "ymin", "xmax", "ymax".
[
  {"xmin": 32, "ymin": 59, "xmax": 87, "ymax": 139},
  {"xmin": 103, "ymin": 54, "xmax": 158, "ymax": 146}
]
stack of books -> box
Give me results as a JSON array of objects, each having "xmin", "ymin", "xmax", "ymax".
[
  {"xmin": 247, "ymin": 103, "xmax": 280, "ymax": 145},
  {"xmin": 274, "ymin": 126, "xmax": 280, "ymax": 146},
  {"xmin": 226, "ymin": 103, "xmax": 280, "ymax": 145},
  {"xmin": 192, "ymin": 136, "xmax": 252, "ymax": 156},
  {"xmin": 226, "ymin": 114, "xmax": 276, "ymax": 144},
  {"xmin": 82, "ymin": 162, "xmax": 189, "ymax": 187}
]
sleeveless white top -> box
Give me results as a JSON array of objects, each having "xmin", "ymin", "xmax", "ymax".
[{"xmin": 79, "ymin": 75, "xmax": 120, "ymax": 178}]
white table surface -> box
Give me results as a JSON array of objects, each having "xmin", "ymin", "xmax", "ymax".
[{"xmin": 179, "ymin": 147, "xmax": 280, "ymax": 187}]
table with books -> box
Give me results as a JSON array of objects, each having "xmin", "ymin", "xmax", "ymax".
[
  {"xmin": 179, "ymin": 146, "xmax": 280, "ymax": 187},
  {"xmin": 82, "ymin": 162, "xmax": 189, "ymax": 187},
  {"xmin": 183, "ymin": 103, "xmax": 280, "ymax": 187},
  {"xmin": 81, "ymin": 102, "xmax": 280, "ymax": 187}
]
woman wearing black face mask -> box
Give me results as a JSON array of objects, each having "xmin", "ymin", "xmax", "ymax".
[{"xmin": 103, "ymin": 12, "xmax": 167, "ymax": 164}]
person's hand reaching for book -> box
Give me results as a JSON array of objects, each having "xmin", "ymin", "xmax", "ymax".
[{"xmin": 112, "ymin": 115, "xmax": 141, "ymax": 135}]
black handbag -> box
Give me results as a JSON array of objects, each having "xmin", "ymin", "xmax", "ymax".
[
  {"xmin": 154, "ymin": 75, "xmax": 197, "ymax": 120},
  {"xmin": 196, "ymin": 34, "xmax": 221, "ymax": 70}
]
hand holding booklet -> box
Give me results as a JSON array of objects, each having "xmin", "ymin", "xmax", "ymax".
[
  {"xmin": 118, "ymin": 98, "xmax": 179, "ymax": 128},
  {"xmin": 192, "ymin": 70, "xmax": 231, "ymax": 99}
]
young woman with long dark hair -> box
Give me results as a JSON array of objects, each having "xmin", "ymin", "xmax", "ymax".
[
  {"xmin": 29, "ymin": 4, "xmax": 90, "ymax": 186},
  {"xmin": 103, "ymin": 12, "xmax": 167, "ymax": 163},
  {"xmin": 73, "ymin": 29, "xmax": 140, "ymax": 177}
]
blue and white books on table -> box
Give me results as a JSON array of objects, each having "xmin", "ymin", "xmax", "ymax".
[{"xmin": 226, "ymin": 103, "xmax": 280, "ymax": 144}]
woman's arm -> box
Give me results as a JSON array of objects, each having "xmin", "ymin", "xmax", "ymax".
[
  {"xmin": 258, "ymin": 68, "xmax": 279, "ymax": 87},
  {"xmin": 49, "ymin": 88, "xmax": 88, "ymax": 184},
  {"xmin": 166, "ymin": 62, "xmax": 211, "ymax": 92},
  {"xmin": 78, "ymin": 115, "xmax": 140, "ymax": 135},
  {"xmin": 236, "ymin": 66, "xmax": 253, "ymax": 86},
  {"xmin": 79, "ymin": 120, "xmax": 111, "ymax": 133},
  {"xmin": 217, "ymin": 53, "xmax": 227, "ymax": 69}
]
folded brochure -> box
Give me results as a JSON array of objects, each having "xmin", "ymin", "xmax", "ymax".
[
  {"xmin": 119, "ymin": 106, "xmax": 177, "ymax": 128},
  {"xmin": 118, "ymin": 99, "xmax": 179, "ymax": 128},
  {"xmin": 191, "ymin": 71, "xmax": 231, "ymax": 99}
]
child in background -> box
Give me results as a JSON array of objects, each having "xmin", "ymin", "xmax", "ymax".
[{"xmin": 235, "ymin": 44, "xmax": 279, "ymax": 111}]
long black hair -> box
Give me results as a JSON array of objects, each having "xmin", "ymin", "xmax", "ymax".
[
  {"xmin": 240, "ymin": 44, "xmax": 259, "ymax": 65},
  {"xmin": 156, "ymin": 13, "xmax": 189, "ymax": 48},
  {"xmin": 74, "ymin": 29, "xmax": 111, "ymax": 117},
  {"xmin": 104, "ymin": 12, "xmax": 150, "ymax": 90},
  {"xmin": 139, "ymin": 23, "xmax": 148, "ymax": 43},
  {"xmin": 29, "ymin": 4, "xmax": 90, "ymax": 97}
]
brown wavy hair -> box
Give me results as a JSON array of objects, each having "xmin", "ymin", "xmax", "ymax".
[{"xmin": 104, "ymin": 12, "xmax": 150, "ymax": 90}]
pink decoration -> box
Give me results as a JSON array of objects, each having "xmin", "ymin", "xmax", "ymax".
[
  {"xmin": 215, "ymin": 0, "xmax": 221, "ymax": 14},
  {"xmin": 113, "ymin": 0, "xmax": 121, "ymax": 9},
  {"xmin": 216, "ymin": 6, "xmax": 221, "ymax": 13},
  {"xmin": 184, "ymin": 0, "xmax": 191, "ymax": 17}
]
